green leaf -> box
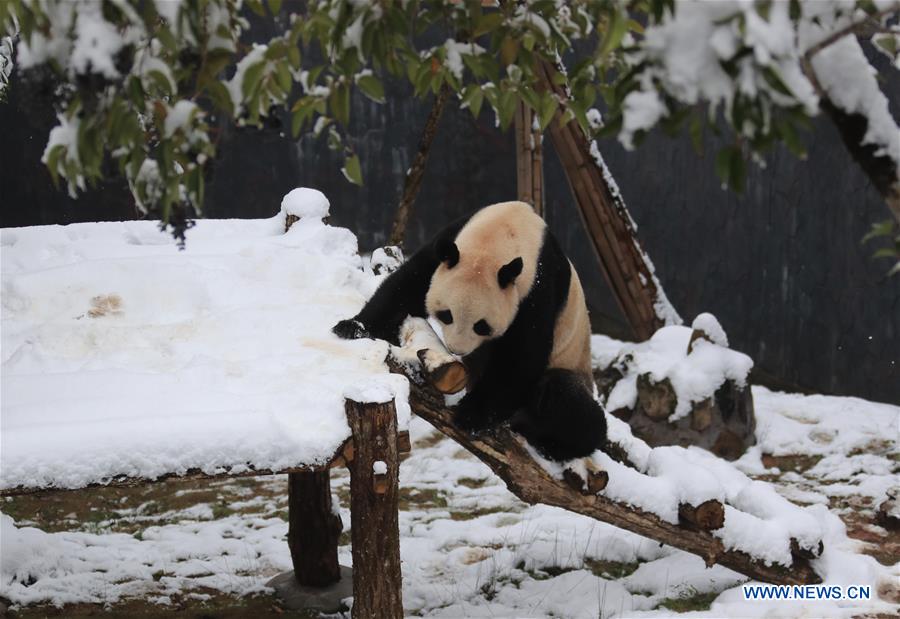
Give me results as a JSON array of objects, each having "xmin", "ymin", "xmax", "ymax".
[
  {"xmin": 288, "ymin": 45, "xmax": 301, "ymax": 69},
  {"xmin": 275, "ymin": 61, "xmax": 292, "ymax": 94},
  {"xmin": 342, "ymin": 153, "xmax": 363, "ymax": 185},
  {"xmin": 862, "ymin": 220, "xmax": 895, "ymax": 244},
  {"xmin": 461, "ymin": 85, "xmax": 484, "ymax": 118},
  {"xmin": 357, "ymin": 74, "xmax": 385, "ymax": 103},
  {"xmin": 246, "ymin": 0, "xmax": 266, "ymax": 17},
  {"xmin": 267, "ymin": 0, "xmax": 282, "ymax": 15},
  {"xmin": 872, "ymin": 247, "xmax": 900, "ymax": 259},
  {"xmin": 474, "ymin": 13, "xmax": 504, "ymax": 37},
  {"xmin": 331, "ymin": 84, "xmax": 351, "ymax": 126},
  {"xmin": 689, "ymin": 114, "xmax": 703, "ymax": 154},
  {"xmin": 497, "ymin": 90, "xmax": 517, "ymax": 131},
  {"xmin": 715, "ymin": 146, "xmax": 735, "ymax": 187},
  {"xmin": 537, "ymin": 92, "xmax": 557, "ymax": 131},
  {"xmin": 241, "ymin": 61, "xmax": 266, "ymax": 99},
  {"xmin": 207, "ymin": 80, "xmax": 235, "ymax": 117},
  {"xmin": 45, "ymin": 144, "xmax": 65, "ymax": 188},
  {"xmin": 600, "ymin": 9, "xmax": 628, "ymax": 57},
  {"xmin": 291, "ymin": 109, "xmax": 305, "ymax": 138}
]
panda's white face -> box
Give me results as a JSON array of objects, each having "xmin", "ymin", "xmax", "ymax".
[{"xmin": 425, "ymin": 251, "xmax": 523, "ymax": 357}]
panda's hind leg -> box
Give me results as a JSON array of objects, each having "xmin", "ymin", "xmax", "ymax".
[{"xmin": 511, "ymin": 368, "xmax": 607, "ymax": 461}]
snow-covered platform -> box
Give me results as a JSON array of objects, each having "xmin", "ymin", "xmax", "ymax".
[{"xmin": 1, "ymin": 193, "xmax": 410, "ymax": 493}]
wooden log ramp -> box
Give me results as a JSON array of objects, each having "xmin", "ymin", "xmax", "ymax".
[{"xmin": 388, "ymin": 350, "xmax": 823, "ymax": 586}]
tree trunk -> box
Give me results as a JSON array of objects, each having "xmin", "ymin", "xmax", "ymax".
[
  {"xmin": 537, "ymin": 59, "xmax": 679, "ymax": 340},
  {"xmin": 389, "ymin": 84, "xmax": 452, "ymax": 249},
  {"xmin": 515, "ymin": 101, "xmax": 544, "ymax": 215},
  {"xmin": 287, "ymin": 471, "xmax": 342, "ymax": 587},
  {"xmin": 345, "ymin": 397, "xmax": 404, "ymax": 619}
]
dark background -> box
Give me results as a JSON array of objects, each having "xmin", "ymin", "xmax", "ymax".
[{"xmin": 2, "ymin": 35, "xmax": 898, "ymax": 405}]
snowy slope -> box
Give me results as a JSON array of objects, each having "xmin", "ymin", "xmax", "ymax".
[{"xmin": 1, "ymin": 193, "xmax": 409, "ymax": 491}]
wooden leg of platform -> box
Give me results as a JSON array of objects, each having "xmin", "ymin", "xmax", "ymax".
[
  {"xmin": 346, "ymin": 397, "xmax": 403, "ymax": 619},
  {"xmin": 267, "ymin": 469, "xmax": 350, "ymax": 612},
  {"xmin": 288, "ymin": 470, "xmax": 342, "ymax": 586}
]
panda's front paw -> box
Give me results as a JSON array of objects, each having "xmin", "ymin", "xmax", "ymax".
[
  {"xmin": 332, "ymin": 318, "xmax": 370, "ymax": 340},
  {"xmin": 453, "ymin": 396, "xmax": 498, "ymax": 434},
  {"xmin": 453, "ymin": 408, "xmax": 495, "ymax": 434}
]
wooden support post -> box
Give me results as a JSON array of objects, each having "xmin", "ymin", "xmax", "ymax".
[
  {"xmin": 514, "ymin": 101, "xmax": 544, "ymax": 216},
  {"xmin": 537, "ymin": 59, "xmax": 674, "ymax": 340},
  {"xmin": 287, "ymin": 470, "xmax": 343, "ymax": 587},
  {"xmin": 345, "ymin": 397, "xmax": 404, "ymax": 619}
]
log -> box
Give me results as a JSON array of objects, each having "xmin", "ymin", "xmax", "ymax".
[
  {"xmin": 398, "ymin": 317, "xmax": 468, "ymax": 394},
  {"xmin": 563, "ymin": 463, "xmax": 609, "ymax": 495},
  {"xmin": 287, "ymin": 470, "xmax": 342, "ymax": 587},
  {"xmin": 679, "ymin": 500, "xmax": 726, "ymax": 531},
  {"xmin": 345, "ymin": 397, "xmax": 404, "ymax": 619},
  {"xmin": 389, "ymin": 358, "xmax": 822, "ymax": 586}
]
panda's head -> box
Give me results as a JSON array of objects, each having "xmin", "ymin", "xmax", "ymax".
[{"xmin": 424, "ymin": 238, "xmax": 525, "ymax": 357}]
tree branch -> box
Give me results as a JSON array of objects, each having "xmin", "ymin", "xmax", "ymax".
[
  {"xmin": 388, "ymin": 357, "xmax": 823, "ymax": 586},
  {"xmin": 389, "ymin": 84, "xmax": 452, "ymax": 249}
]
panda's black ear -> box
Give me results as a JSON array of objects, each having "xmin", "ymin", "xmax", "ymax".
[
  {"xmin": 436, "ymin": 238, "xmax": 459, "ymax": 268},
  {"xmin": 498, "ymin": 257, "xmax": 523, "ymax": 289}
]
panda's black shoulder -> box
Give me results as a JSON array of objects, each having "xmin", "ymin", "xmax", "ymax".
[{"xmin": 534, "ymin": 227, "xmax": 572, "ymax": 312}]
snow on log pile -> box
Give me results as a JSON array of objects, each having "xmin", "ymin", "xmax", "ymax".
[
  {"xmin": 0, "ymin": 188, "xmax": 410, "ymax": 493},
  {"xmin": 593, "ymin": 314, "xmax": 756, "ymax": 459}
]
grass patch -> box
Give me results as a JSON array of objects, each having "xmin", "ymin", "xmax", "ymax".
[
  {"xmin": 584, "ymin": 558, "xmax": 641, "ymax": 579},
  {"xmin": 657, "ymin": 590, "xmax": 718, "ymax": 613},
  {"xmin": 457, "ymin": 477, "xmax": 486, "ymax": 489},
  {"xmin": 399, "ymin": 487, "xmax": 449, "ymax": 510}
]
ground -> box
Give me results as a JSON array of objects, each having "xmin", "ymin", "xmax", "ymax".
[{"xmin": 2, "ymin": 384, "xmax": 898, "ymax": 618}]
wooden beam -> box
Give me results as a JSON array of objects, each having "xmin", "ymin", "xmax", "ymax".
[
  {"xmin": 1, "ymin": 431, "xmax": 411, "ymax": 497},
  {"xmin": 345, "ymin": 397, "xmax": 404, "ymax": 619}
]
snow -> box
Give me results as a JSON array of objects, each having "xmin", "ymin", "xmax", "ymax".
[
  {"xmin": 3, "ymin": 394, "xmax": 896, "ymax": 616},
  {"xmin": 620, "ymin": 89, "xmax": 667, "ymax": 150},
  {"xmin": 71, "ymin": 3, "xmax": 124, "ymax": 79},
  {"xmin": 163, "ymin": 100, "xmax": 199, "ymax": 138},
  {"xmin": 1, "ymin": 213, "xmax": 897, "ymax": 616},
  {"xmin": 41, "ymin": 113, "xmax": 85, "ymax": 198},
  {"xmin": 692, "ymin": 312, "xmax": 728, "ymax": 347},
  {"xmin": 598, "ymin": 324, "xmax": 754, "ymax": 421},
  {"xmin": 370, "ymin": 246, "xmax": 404, "ymax": 274},
  {"xmin": 802, "ymin": 7, "xmax": 900, "ymax": 173},
  {"xmin": 280, "ymin": 187, "xmax": 330, "ymax": 221},
  {"xmin": 1, "ymin": 192, "xmax": 411, "ymax": 493},
  {"xmin": 373, "ymin": 461, "xmax": 387, "ymax": 475},
  {"xmin": 440, "ymin": 40, "xmax": 485, "ymax": 81},
  {"xmin": 343, "ymin": 378, "xmax": 407, "ymax": 405},
  {"xmin": 226, "ymin": 43, "xmax": 267, "ymax": 112},
  {"xmin": 618, "ymin": 0, "xmax": 899, "ymax": 181}
]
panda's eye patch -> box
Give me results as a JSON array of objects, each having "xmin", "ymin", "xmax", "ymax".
[
  {"xmin": 436, "ymin": 310, "xmax": 453, "ymax": 325},
  {"xmin": 473, "ymin": 319, "xmax": 492, "ymax": 336}
]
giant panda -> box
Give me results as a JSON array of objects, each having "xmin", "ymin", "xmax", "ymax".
[{"xmin": 333, "ymin": 201, "xmax": 607, "ymax": 461}]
